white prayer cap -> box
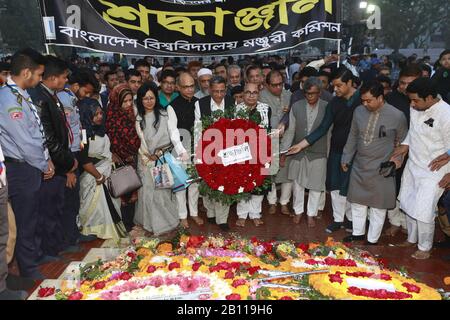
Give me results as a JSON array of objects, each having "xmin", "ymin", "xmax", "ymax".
[{"xmin": 197, "ymin": 68, "xmax": 213, "ymax": 77}]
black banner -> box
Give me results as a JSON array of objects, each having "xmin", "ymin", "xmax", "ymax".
[{"xmin": 39, "ymin": 0, "xmax": 342, "ymax": 56}]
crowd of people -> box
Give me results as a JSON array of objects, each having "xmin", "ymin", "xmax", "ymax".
[{"xmin": 0, "ymin": 48, "xmax": 449, "ymax": 300}]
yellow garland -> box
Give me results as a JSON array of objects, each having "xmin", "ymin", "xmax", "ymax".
[{"xmin": 309, "ymin": 267, "xmax": 441, "ymax": 300}]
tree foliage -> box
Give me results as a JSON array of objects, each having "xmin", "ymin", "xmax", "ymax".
[{"xmin": 377, "ymin": 0, "xmax": 448, "ymax": 50}]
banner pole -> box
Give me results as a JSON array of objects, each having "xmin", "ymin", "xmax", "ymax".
[{"xmin": 37, "ymin": 0, "xmax": 49, "ymax": 55}]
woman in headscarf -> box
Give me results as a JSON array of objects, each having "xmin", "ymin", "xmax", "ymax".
[
  {"xmin": 78, "ymin": 98, "xmax": 127, "ymax": 240},
  {"xmin": 105, "ymin": 84, "xmax": 141, "ymax": 232},
  {"xmin": 134, "ymin": 83, "xmax": 188, "ymax": 236}
]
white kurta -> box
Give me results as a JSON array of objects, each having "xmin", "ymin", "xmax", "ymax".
[{"xmin": 399, "ymin": 99, "xmax": 450, "ymax": 224}]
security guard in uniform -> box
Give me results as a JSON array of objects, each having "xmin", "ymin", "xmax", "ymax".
[{"xmin": 0, "ymin": 48, "xmax": 54, "ymax": 280}]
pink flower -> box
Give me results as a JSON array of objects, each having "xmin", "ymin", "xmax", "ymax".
[{"xmin": 180, "ymin": 278, "xmax": 200, "ymax": 293}]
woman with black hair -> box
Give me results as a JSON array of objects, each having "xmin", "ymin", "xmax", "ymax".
[
  {"xmin": 134, "ymin": 83, "xmax": 188, "ymax": 236},
  {"xmin": 287, "ymin": 67, "xmax": 361, "ymax": 234},
  {"xmin": 78, "ymin": 98, "xmax": 127, "ymax": 240}
]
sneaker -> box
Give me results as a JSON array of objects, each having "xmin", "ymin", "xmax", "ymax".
[
  {"xmin": 343, "ymin": 235, "xmax": 365, "ymax": 242},
  {"xmin": 207, "ymin": 218, "xmax": 216, "ymax": 225},
  {"xmin": 218, "ymin": 224, "xmax": 230, "ymax": 232},
  {"xmin": 268, "ymin": 204, "xmax": 277, "ymax": 215},
  {"xmin": 326, "ymin": 222, "xmax": 343, "ymax": 233},
  {"xmin": 344, "ymin": 220, "xmax": 353, "ymax": 233},
  {"xmin": 0, "ymin": 288, "xmax": 28, "ymax": 300}
]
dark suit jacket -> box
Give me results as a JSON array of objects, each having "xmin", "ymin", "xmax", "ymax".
[{"xmin": 29, "ymin": 84, "xmax": 75, "ymax": 175}]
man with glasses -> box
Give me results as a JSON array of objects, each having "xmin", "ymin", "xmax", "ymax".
[
  {"xmin": 169, "ymin": 73, "xmax": 200, "ymax": 229},
  {"xmin": 235, "ymin": 83, "xmax": 271, "ymax": 227},
  {"xmin": 159, "ymin": 69, "xmax": 179, "ymax": 108},
  {"xmin": 281, "ymin": 77, "xmax": 329, "ymax": 228},
  {"xmin": 194, "ymin": 76, "xmax": 235, "ymax": 231},
  {"xmin": 260, "ymin": 70, "xmax": 293, "ymax": 216}
]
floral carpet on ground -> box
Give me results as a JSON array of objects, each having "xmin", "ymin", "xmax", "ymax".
[{"xmin": 38, "ymin": 233, "xmax": 444, "ymax": 300}]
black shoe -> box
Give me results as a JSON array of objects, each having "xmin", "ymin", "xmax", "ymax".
[
  {"xmin": 365, "ymin": 241, "xmax": 378, "ymax": 246},
  {"xmin": 325, "ymin": 222, "xmax": 343, "ymax": 233},
  {"xmin": 207, "ymin": 218, "xmax": 216, "ymax": 225},
  {"xmin": 78, "ymin": 234, "xmax": 98, "ymax": 243},
  {"xmin": 59, "ymin": 245, "xmax": 82, "ymax": 254},
  {"xmin": 343, "ymin": 235, "xmax": 365, "ymax": 242},
  {"xmin": 344, "ymin": 220, "xmax": 353, "ymax": 233},
  {"xmin": 6, "ymin": 274, "xmax": 36, "ymax": 291},
  {"xmin": 218, "ymin": 224, "xmax": 230, "ymax": 232},
  {"xmin": 37, "ymin": 255, "xmax": 63, "ymax": 266},
  {"xmin": 0, "ymin": 288, "xmax": 28, "ymax": 300}
]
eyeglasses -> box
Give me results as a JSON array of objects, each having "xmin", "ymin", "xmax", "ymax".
[
  {"xmin": 244, "ymin": 91, "xmax": 258, "ymax": 96},
  {"xmin": 142, "ymin": 96, "xmax": 155, "ymax": 102},
  {"xmin": 162, "ymin": 81, "xmax": 175, "ymax": 86},
  {"xmin": 270, "ymin": 82, "xmax": 284, "ymax": 88},
  {"xmin": 305, "ymin": 91, "xmax": 320, "ymax": 96}
]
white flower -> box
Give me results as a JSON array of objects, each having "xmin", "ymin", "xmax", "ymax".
[
  {"xmin": 264, "ymin": 162, "xmax": 270, "ymax": 169},
  {"xmin": 218, "ymin": 186, "xmax": 224, "ymax": 192},
  {"xmin": 195, "ymin": 159, "xmax": 203, "ymax": 164},
  {"xmin": 150, "ymin": 256, "xmax": 172, "ymax": 264},
  {"xmin": 238, "ymin": 187, "xmax": 244, "ymax": 193}
]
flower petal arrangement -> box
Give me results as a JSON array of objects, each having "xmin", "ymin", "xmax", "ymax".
[
  {"xmin": 191, "ymin": 109, "xmax": 272, "ymax": 205},
  {"xmin": 53, "ymin": 233, "xmax": 442, "ymax": 301}
]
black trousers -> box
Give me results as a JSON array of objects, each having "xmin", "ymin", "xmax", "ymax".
[
  {"xmin": 62, "ymin": 168, "xmax": 81, "ymax": 246},
  {"xmin": 37, "ymin": 175, "xmax": 66, "ymax": 257},
  {"xmin": 6, "ymin": 162, "xmax": 42, "ymax": 277}
]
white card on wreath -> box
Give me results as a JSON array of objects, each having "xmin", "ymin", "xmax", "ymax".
[{"xmin": 218, "ymin": 143, "xmax": 253, "ymax": 166}]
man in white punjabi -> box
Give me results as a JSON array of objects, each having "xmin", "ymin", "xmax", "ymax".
[
  {"xmin": 341, "ymin": 81, "xmax": 408, "ymax": 245},
  {"xmin": 260, "ymin": 70, "xmax": 293, "ymax": 216},
  {"xmin": 281, "ymin": 77, "xmax": 328, "ymax": 228},
  {"xmin": 391, "ymin": 78, "xmax": 450, "ymax": 259}
]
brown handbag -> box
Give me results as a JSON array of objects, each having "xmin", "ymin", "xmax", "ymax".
[{"xmin": 107, "ymin": 158, "xmax": 143, "ymax": 198}]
